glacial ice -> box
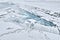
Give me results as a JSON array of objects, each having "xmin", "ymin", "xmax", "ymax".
[{"xmin": 0, "ymin": 1, "xmax": 60, "ymax": 40}]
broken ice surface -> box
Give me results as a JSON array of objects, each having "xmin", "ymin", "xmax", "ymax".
[
  {"xmin": 0, "ymin": 2, "xmax": 60, "ymax": 40},
  {"xmin": 0, "ymin": 2, "xmax": 58, "ymax": 31}
]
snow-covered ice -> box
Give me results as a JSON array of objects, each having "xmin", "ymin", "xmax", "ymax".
[{"xmin": 0, "ymin": 0, "xmax": 60, "ymax": 40}]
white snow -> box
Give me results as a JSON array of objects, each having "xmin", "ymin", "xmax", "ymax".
[{"xmin": 0, "ymin": 0, "xmax": 60, "ymax": 40}]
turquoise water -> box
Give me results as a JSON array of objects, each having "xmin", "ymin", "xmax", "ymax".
[{"xmin": 19, "ymin": 9, "xmax": 56, "ymax": 27}]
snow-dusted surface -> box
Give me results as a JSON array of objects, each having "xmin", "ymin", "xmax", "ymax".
[{"xmin": 0, "ymin": 0, "xmax": 60, "ymax": 40}]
